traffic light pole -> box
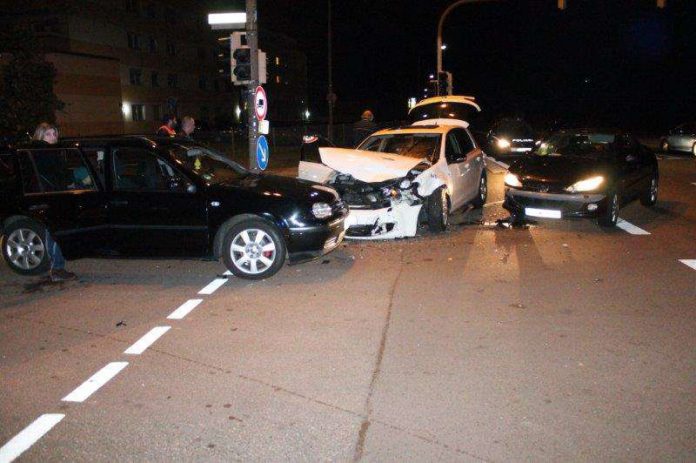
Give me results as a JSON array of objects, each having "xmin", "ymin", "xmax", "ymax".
[{"xmin": 246, "ymin": 0, "xmax": 259, "ymax": 172}]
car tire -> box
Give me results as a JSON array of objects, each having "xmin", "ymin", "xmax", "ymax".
[
  {"xmin": 640, "ymin": 174, "xmax": 658, "ymax": 207},
  {"xmin": 471, "ymin": 172, "xmax": 487, "ymax": 209},
  {"xmin": 427, "ymin": 186, "xmax": 448, "ymax": 233},
  {"xmin": 598, "ymin": 191, "xmax": 619, "ymax": 228},
  {"xmin": 221, "ymin": 218, "xmax": 286, "ymax": 280},
  {"xmin": 660, "ymin": 139, "xmax": 669, "ymax": 153},
  {"xmin": 1, "ymin": 218, "xmax": 51, "ymax": 275}
]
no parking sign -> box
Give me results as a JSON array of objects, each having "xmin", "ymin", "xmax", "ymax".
[{"xmin": 254, "ymin": 86, "xmax": 267, "ymax": 121}]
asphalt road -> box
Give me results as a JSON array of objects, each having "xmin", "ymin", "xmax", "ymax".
[{"xmin": 1, "ymin": 156, "xmax": 695, "ymax": 462}]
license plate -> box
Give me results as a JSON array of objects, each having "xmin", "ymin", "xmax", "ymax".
[{"xmin": 525, "ymin": 207, "xmax": 561, "ymax": 219}]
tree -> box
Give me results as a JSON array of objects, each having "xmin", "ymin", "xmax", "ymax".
[{"xmin": 0, "ymin": 27, "xmax": 64, "ymax": 137}]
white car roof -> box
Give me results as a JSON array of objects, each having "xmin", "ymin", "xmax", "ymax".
[{"xmin": 409, "ymin": 95, "xmax": 481, "ymax": 113}]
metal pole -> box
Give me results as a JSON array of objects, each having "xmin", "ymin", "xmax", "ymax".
[
  {"xmin": 327, "ymin": 0, "xmax": 334, "ymax": 142},
  {"xmin": 437, "ymin": 0, "xmax": 497, "ymax": 73},
  {"xmin": 247, "ymin": 0, "xmax": 259, "ymax": 171}
]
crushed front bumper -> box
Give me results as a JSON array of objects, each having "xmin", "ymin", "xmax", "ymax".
[{"xmin": 344, "ymin": 202, "xmax": 423, "ymax": 240}]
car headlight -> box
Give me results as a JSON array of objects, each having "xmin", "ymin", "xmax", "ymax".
[
  {"xmin": 504, "ymin": 172, "xmax": 522, "ymax": 188},
  {"xmin": 311, "ymin": 202, "xmax": 332, "ymax": 219},
  {"xmin": 496, "ymin": 138, "xmax": 511, "ymax": 149},
  {"xmin": 565, "ymin": 176, "xmax": 604, "ymax": 193}
]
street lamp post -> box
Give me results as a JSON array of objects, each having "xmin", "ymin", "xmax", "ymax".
[{"xmin": 437, "ymin": 0, "xmax": 497, "ymax": 74}]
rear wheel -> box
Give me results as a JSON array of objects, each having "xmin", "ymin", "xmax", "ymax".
[
  {"xmin": 640, "ymin": 175, "xmax": 658, "ymax": 207},
  {"xmin": 471, "ymin": 172, "xmax": 487, "ymax": 209},
  {"xmin": 222, "ymin": 218, "xmax": 286, "ymax": 280},
  {"xmin": 1, "ymin": 218, "xmax": 51, "ymax": 275},
  {"xmin": 598, "ymin": 192, "xmax": 619, "ymax": 228},
  {"xmin": 427, "ymin": 186, "xmax": 448, "ymax": 233}
]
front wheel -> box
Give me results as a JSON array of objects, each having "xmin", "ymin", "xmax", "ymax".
[
  {"xmin": 427, "ymin": 186, "xmax": 449, "ymax": 233},
  {"xmin": 222, "ymin": 219, "xmax": 286, "ymax": 280},
  {"xmin": 640, "ymin": 175, "xmax": 658, "ymax": 207},
  {"xmin": 598, "ymin": 192, "xmax": 619, "ymax": 228},
  {"xmin": 1, "ymin": 218, "xmax": 51, "ymax": 275},
  {"xmin": 471, "ymin": 172, "xmax": 487, "ymax": 209}
]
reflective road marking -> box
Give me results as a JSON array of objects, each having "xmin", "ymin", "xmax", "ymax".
[
  {"xmin": 124, "ymin": 326, "xmax": 171, "ymax": 355},
  {"xmin": 62, "ymin": 362, "xmax": 128, "ymax": 403},
  {"xmin": 679, "ymin": 259, "xmax": 696, "ymax": 271},
  {"xmin": 0, "ymin": 414, "xmax": 64, "ymax": 463},
  {"xmin": 198, "ymin": 271, "xmax": 233, "ymax": 295},
  {"xmin": 616, "ymin": 219, "xmax": 650, "ymax": 235},
  {"xmin": 167, "ymin": 299, "xmax": 203, "ymax": 320}
]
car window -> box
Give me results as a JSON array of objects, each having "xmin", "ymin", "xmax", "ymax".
[
  {"xmin": 80, "ymin": 147, "xmax": 107, "ymax": 187},
  {"xmin": 454, "ymin": 129, "xmax": 475, "ymax": 153},
  {"xmin": 18, "ymin": 149, "xmax": 96, "ymax": 193},
  {"xmin": 445, "ymin": 132, "xmax": 463, "ymax": 163},
  {"xmin": 112, "ymin": 147, "xmax": 179, "ymax": 191}
]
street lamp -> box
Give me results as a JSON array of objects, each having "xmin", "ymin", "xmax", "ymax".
[{"xmin": 437, "ymin": 0, "xmax": 498, "ymax": 73}]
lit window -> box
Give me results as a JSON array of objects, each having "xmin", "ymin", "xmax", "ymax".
[
  {"xmin": 275, "ymin": 56, "xmax": 280, "ymax": 66},
  {"xmin": 275, "ymin": 75, "xmax": 280, "ymax": 84},
  {"xmin": 131, "ymin": 104, "xmax": 145, "ymax": 121}
]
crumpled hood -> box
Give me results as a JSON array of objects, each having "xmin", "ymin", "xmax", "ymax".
[{"xmin": 319, "ymin": 147, "xmax": 425, "ymax": 183}]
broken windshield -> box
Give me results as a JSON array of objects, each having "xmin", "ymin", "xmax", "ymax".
[{"xmin": 358, "ymin": 133, "xmax": 441, "ymax": 163}]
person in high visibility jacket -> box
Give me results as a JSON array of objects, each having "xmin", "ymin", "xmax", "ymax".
[{"xmin": 157, "ymin": 114, "xmax": 177, "ymax": 137}]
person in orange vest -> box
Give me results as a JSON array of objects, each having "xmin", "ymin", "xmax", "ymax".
[{"xmin": 157, "ymin": 114, "xmax": 177, "ymax": 137}]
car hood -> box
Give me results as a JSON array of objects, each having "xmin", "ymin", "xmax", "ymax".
[
  {"xmin": 510, "ymin": 155, "xmax": 610, "ymax": 185},
  {"xmin": 210, "ymin": 173, "xmax": 338, "ymax": 203},
  {"xmin": 318, "ymin": 147, "xmax": 425, "ymax": 183}
]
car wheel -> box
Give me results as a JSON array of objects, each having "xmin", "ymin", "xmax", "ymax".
[
  {"xmin": 1, "ymin": 218, "xmax": 51, "ymax": 275},
  {"xmin": 660, "ymin": 140, "xmax": 669, "ymax": 153},
  {"xmin": 640, "ymin": 175, "xmax": 658, "ymax": 207},
  {"xmin": 222, "ymin": 218, "xmax": 286, "ymax": 280},
  {"xmin": 427, "ymin": 186, "xmax": 448, "ymax": 233},
  {"xmin": 598, "ymin": 192, "xmax": 619, "ymax": 228},
  {"xmin": 471, "ymin": 172, "xmax": 488, "ymax": 209}
]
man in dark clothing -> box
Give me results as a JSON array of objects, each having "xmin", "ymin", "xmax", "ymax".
[
  {"xmin": 353, "ymin": 110, "xmax": 377, "ymax": 147},
  {"xmin": 178, "ymin": 116, "xmax": 195, "ymax": 139},
  {"xmin": 157, "ymin": 115, "xmax": 177, "ymax": 137}
]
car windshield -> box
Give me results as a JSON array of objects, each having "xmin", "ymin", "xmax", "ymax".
[
  {"xmin": 168, "ymin": 143, "xmax": 248, "ymax": 183},
  {"xmin": 358, "ymin": 133, "xmax": 441, "ymax": 162},
  {"xmin": 535, "ymin": 133, "xmax": 615, "ymax": 157}
]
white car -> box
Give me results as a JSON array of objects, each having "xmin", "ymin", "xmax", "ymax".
[{"xmin": 298, "ymin": 96, "xmax": 487, "ymax": 239}]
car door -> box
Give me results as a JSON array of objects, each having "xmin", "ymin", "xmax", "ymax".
[
  {"xmin": 107, "ymin": 145, "xmax": 209, "ymax": 256},
  {"xmin": 16, "ymin": 147, "xmax": 108, "ymax": 258},
  {"xmin": 444, "ymin": 130, "xmax": 467, "ymax": 210},
  {"xmin": 451, "ymin": 128, "xmax": 483, "ymax": 205},
  {"xmin": 615, "ymin": 135, "xmax": 645, "ymax": 199}
]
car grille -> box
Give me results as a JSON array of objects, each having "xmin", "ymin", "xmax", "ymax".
[{"xmin": 522, "ymin": 181, "xmax": 564, "ymax": 194}]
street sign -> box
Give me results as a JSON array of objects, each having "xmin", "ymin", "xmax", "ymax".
[
  {"xmin": 254, "ymin": 86, "xmax": 267, "ymax": 121},
  {"xmin": 256, "ymin": 135, "xmax": 269, "ymax": 170}
]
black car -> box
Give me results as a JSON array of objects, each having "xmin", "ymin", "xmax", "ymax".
[
  {"xmin": 486, "ymin": 118, "xmax": 536, "ymax": 156},
  {"xmin": 503, "ymin": 130, "xmax": 658, "ymax": 227},
  {"xmin": 0, "ymin": 137, "xmax": 347, "ymax": 279}
]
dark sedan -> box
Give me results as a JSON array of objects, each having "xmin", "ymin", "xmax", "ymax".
[
  {"xmin": 0, "ymin": 137, "xmax": 347, "ymax": 279},
  {"xmin": 503, "ymin": 130, "xmax": 658, "ymax": 227}
]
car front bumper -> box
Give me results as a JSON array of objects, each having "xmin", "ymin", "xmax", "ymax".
[
  {"xmin": 342, "ymin": 202, "xmax": 423, "ymax": 240},
  {"xmin": 503, "ymin": 188, "xmax": 608, "ymax": 219},
  {"xmin": 286, "ymin": 215, "xmax": 346, "ymax": 264}
]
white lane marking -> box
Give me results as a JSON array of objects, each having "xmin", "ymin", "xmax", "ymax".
[
  {"xmin": 679, "ymin": 259, "xmax": 696, "ymax": 271},
  {"xmin": 62, "ymin": 362, "xmax": 128, "ymax": 403},
  {"xmin": 167, "ymin": 299, "xmax": 203, "ymax": 320},
  {"xmin": 198, "ymin": 271, "xmax": 233, "ymax": 295},
  {"xmin": 0, "ymin": 414, "xmax": 65, "ymax": 463},
  {"xmin": 616, "ymin": 219, "xmax": 651, "ymax": 235},
  {"xmin": 124, "ymin": 326, "xmax": 171, "ymax": 355},
  {"xmin": 483, "ymin": 200, "xmax": 504, "ymax": 208}
]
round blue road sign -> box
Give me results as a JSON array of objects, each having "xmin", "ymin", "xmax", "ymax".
[{"xmin": 256, "ymin": 135, "xmax": 269, "ymax": 170}]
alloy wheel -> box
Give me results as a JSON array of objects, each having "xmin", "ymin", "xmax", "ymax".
[
  {"xmin": 229, "ymin": 228, "xmax": 277, "ymax": 275},
  {"xmin": 5, "ymin": 228, "xmax": 45, "ymax": 271}
]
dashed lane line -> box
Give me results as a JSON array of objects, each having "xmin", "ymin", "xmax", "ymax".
[
  {"xmin": 0, "ymin": 414, "xmax": 65, "ymax": 463},
  {"xmin": 679, "ymin": 259, "xmax": 696, "ymax": 271},
  {"xmin": 62, "ymin": 362, "xmax": 128, "ymax": 403},
  {"xmin": 167, "ymin": 299, "xmax": 203, "ymax": 320},
  {"xmin": 616, "ymin": 218, "xmax": 651, "ymax": 235},
  {"xmin": 124, "ymin": 326, "xmax": 171, "ymax": 355},
  {"xmin": 198, "ymin": 271, "xmax": 233, "ymax": 295}
]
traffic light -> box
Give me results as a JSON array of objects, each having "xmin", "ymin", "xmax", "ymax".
[
  {"xmin": 437, "ymin": 71, "xmax": 452, "ymax": 96},
  {"xmin": 231, "ymin": 31, "xmax": 251, "ymax": 85}
]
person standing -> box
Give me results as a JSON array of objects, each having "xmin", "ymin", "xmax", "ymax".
[
  {"xmin": 32, "ymin": 122, "xmax": 78, "ymax": 282},
  {"xmin": 353, "ymin": 109, "xmax": 377, "ymax": 146},
  {"xmin": 157, "ymin": 114, "xmax": 177, "ymax": 137},
  {"xmin": 178, "ymin": 116, "xmax": 195, "ymax": 139}
]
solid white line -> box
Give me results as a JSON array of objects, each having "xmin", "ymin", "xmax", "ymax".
[
  {"xmin": 167, "ymin": 299, "xmax": 203, "ymax": 320},
  {"xmin": 0, "ymin": 414, "xmax": 64, "ymax": 463},
  {"xmin": 124, "ymin": 326, "xmax": 171, "ymax": 355},
  {"xmin": 198, "ymin": 271, "xmax": 232, "ymax": 295},
  {"xmin": 616, "ymin": 219, "xmax": 650, "ymax": 235},
  {"xmin": 679, "ymin": 259, "xmax": 696, "ymax": 271},
  {"xmin": 62, "ymin": 362, "xmax": 128, "ymax": 403}
]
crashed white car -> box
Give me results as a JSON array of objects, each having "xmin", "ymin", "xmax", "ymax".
[{"xmin": 299, "ymin": 96, "xmax": 487, "ymax": 239}]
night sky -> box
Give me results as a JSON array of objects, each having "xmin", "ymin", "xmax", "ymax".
[{"xmin": 242, "ymin": 1, "xmax": 694, "ymax": 131}]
